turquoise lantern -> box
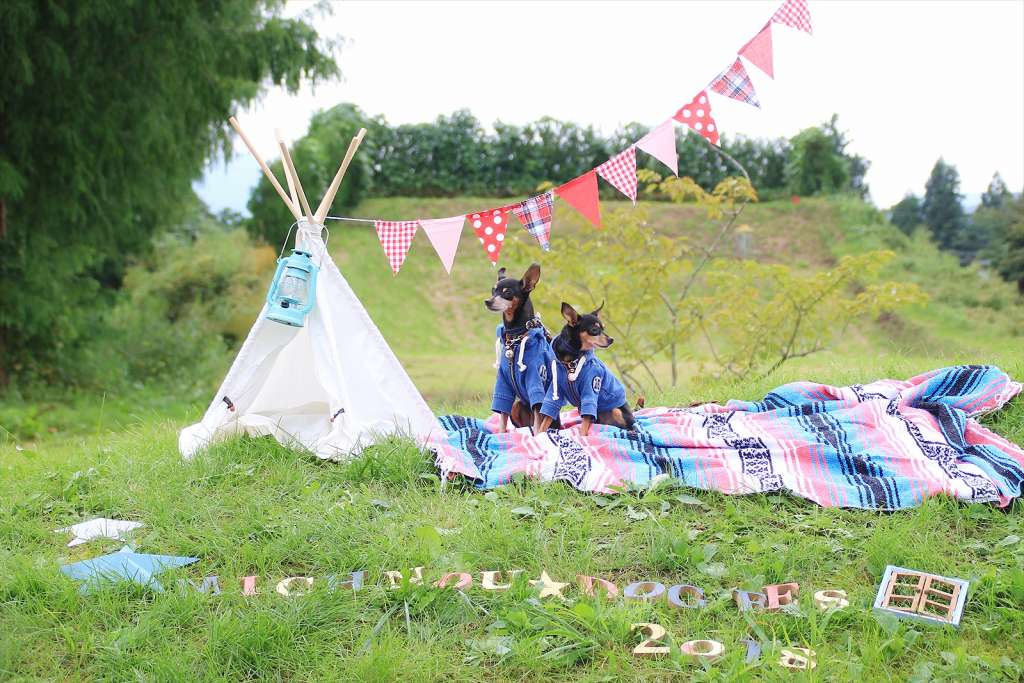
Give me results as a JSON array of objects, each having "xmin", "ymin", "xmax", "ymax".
[{"xmin": 266, "ymin": 249, "xmax": 319, "ymax": 327}]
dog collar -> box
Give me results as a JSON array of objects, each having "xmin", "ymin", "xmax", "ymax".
[{"xmin": 502, "ymin": 316, "xmax": 544, "ymax": 340}]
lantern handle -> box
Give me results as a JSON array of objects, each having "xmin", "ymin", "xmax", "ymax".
[
  {"xmin": 277, "ymin": 221, "xmax": 330, "ymax": 266},
  {"xmin": 278, "ymin": 222, "xmax": 298, "ymax": 261}
]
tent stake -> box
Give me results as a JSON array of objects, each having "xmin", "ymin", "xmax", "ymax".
[
  {"xmin": 229, "ymin": 116, "xmax": 301, "ymax": 220},
  {"xmin": 314, "ymin": 128, "xmax": 367, "ymax": 224}
]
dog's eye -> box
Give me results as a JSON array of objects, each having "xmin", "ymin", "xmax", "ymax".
[
  {"xmin": 587, "ymin": 326, "xmax": 602, "ymax": 336},
  {"xmin": 502, "ymin": 289, "xmax": 512, "ymax": 296}
]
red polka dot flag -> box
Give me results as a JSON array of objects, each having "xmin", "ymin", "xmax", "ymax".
[
  {"xmin": 467, "ymin": 207, "xmax": 510, "ymax": 264},
  {"xmin": 672, "ymin": 91, "xmax": 720, "ymax": 147}
]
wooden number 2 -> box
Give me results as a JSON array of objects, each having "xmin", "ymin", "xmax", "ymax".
[{"xmin": 631, "ymin": 623, "xmax": 670, "ymax": 658}]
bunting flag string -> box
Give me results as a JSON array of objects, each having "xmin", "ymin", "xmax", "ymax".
[
  {"xmin": 709, "ymin": 58, "xmax": 762, "ymax": 109},
  {"xmin": 336, "ymin": 0, "xmax": 810, "ymax": 272},
  {"xmin": 772, "ymin": 0, "xmax": 813, "ymax": 34},
  {"xmin": 512, "ymin": 192, "xmax": 555, "ymax": 251},
  {"xmin": 739, "ymin": 23, "xmax": 775, "ymax": 79},
  {"xmin": 468, "ymin": 207, "xmax": 511, "ymax": 264},
  {"xmin": 555, "ymin": 170, "xmax": 602, "ymax": 229},
  {"xmin": 419, "ymin": 216, "xmax": 465, "ymax": 274},
  {"xmin": 596, "ymin": 147, "xmax": 638, "ymax": 204},
  {"xmin": 636, "ymin": 119, "xmax": 680, "ymax": 176},
  {"xmin": 673, "ymin": 91, "xmax": 720, "ymax": 147},
  {"xmin": 374, "ymin": 220, "xmax": 419, "ymax": 275}
]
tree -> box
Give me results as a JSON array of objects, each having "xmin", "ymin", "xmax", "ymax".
[
  {"xmin": 784, "ymin": 127, "xmax": 850, "ymax": 196},
  {"xmin": 981, "ymin": 172, "xmax": 1011, "ymax": 209},
  {"xmin": 821, "ymin": 114, "xmax": 870, "ymax": 199},
  {"xmin": 889, "ymin": 194, "xmax": 924, "ymax": 235},
  {"xmin": 996, "ymin": 210, "xmax": 1024, "ymax": 293},
  {"xmin": 0, "ymin": 1, "xmax": 337, "ymax": 382},
  {"xmin": 978, "ymin": 193, "xmax": 1024, "ymax": 292},
  {"xmin": 922, "ymin": 158, "xmax": 967, "ymax": 254},
  {"xmin": 247, "ymin": 104, "xmax": 377, "ymax": 243}
]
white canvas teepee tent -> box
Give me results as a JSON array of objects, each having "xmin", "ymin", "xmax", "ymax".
[{"xmin": 179, "ymin": 119, "xmax": 438, "ymax": 460}]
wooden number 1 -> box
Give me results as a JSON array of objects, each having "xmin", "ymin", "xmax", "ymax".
[{"xmin": 631, "ymin": 623, "xmax": 670, "ymax": 658}]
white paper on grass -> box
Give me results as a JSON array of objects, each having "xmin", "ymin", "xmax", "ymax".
[
  {"xmin": 178, "ymin": 221, "xmax": 439, "ymax": 461},
  {"xmin": 56, "ymin": 518, "xmax": 144, "ymax": 547}
]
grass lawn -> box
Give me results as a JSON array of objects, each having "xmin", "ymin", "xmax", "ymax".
[{"xmin": 2, "ymin": 354, "xmax": 1023, "ymax": 681}]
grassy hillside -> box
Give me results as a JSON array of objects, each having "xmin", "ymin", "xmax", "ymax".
[
  {"xmin": 331, "ymin": 195, "xmax": 1024, "ymax": 407},
  {"xmin": 2, "ymin": 195, "xmax": 1023, "ymax": 680}
]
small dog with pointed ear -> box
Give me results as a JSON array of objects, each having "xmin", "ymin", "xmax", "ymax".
[
  {"xmin": 536, "ymin": 301, "xmax": 640, "ymax": 436},
  {"xmin": 485, "ymin": 263, "xmax": 556, "ymax": 433}
]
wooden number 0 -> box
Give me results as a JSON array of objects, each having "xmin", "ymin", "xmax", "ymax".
[{"xmin": 631, "ymin": 623, "xmax": 670, "ymax": 658}]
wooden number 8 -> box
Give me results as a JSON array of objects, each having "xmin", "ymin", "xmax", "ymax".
[{"xmin": 631, "ymin": 622, "xmax": 670, "ymax": 658}]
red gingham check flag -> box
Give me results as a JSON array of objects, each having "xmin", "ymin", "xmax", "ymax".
[
  {"xmin": 772, "ymin": 0, "xmax": 812, "ymax": 34},
  {"xmin": 596, "ymin": 147, "xmax": 638, "ymax": 203},
  {"xmin": 512, "ymin": 191, "xmax": 555, "ymax": 251},
  {"xmin": 374, "ymin": 220, "xmax": 418, "ymax": 275},
  {"xmin": 709, "ymin": 58, "xmax": 761, "ymax": 109}
]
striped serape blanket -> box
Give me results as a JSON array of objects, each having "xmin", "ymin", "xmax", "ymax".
[{"xmin": 428, "ymin": 365, "xmax": 1024, "ymax": 509}]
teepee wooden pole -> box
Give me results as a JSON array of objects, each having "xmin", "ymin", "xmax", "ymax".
[
  {"xmin": 228, "ymin": 116, "xmax": 301, "ymax": 221},
  {"xmin": 276, "ymin": 131, "xmax": 315, "ymax": 225},
  {"xmin": 276, "ymin": 131, "xmax": 300, "ymax": 208},
  {"xmin": 314, "ymin": 127, "xmax": 367, "ymax": 224}
]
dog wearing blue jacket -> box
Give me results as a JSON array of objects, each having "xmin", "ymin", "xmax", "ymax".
[
  {"xmin": 486, "ymin": 264, "xmax": 556, "ymax": 433},
  {"xmin": 536, "ymin": 302, "xmax": 639, "ymax": 436}
]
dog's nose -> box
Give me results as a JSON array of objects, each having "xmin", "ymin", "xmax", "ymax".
[
  {"xmin": 484, "ymin": 299, "xmax": 492, "ymax": 307},
  {"xmin": 607, "ymin": 337, "xmax": 615, "ymax": 346}
]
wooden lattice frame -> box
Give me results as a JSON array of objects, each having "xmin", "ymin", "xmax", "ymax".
[{"xmin": 873, "ymin": 565, "xmax": 968, "ymax": 627}]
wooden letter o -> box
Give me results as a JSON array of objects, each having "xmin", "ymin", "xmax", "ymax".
[{"xmin": 624, "ymin": 581, "xmax": 666, "ymax": 602}]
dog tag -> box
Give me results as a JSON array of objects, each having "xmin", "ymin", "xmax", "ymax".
[{"xmin": 504, "ymin": 349, "xmax": 513, "ymax": 359}]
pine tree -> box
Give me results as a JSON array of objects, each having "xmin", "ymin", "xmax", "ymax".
[
  {"xmin": 981, "ymin": 172, "xmax": 1011, "ymax": 209},
  {"xmin": 922, "ymin": 158, "xmax": 967, "ymax": 253},
  {"xmin": 0, "ymin": 1, "xmax": 338, "ymax": 382},
  {"xmin": 889, "ymin": 194, "xmax": 923, "ymax": 235}
]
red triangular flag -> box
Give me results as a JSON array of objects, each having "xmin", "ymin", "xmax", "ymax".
[
  {"xmin": 771, "ymin": 0, "xmax": 812, "ymax": 34},
  {"xmin": 555, "ymin": 170, "xmax": 602, "ymax": 229},
  {"xmin": 739, "ymin": 23, "xmax": 774, "ymax": 79},
  {"xmin": 467, "ymin": 207, "xmax": 511, "ymax": 264},
  {"xmin": 596, "ymin": 147, "xmax": 638, "ymax": 204},
  {"xmin": 672, "ymin": 91, "xmax": 720, "ymax": 146},
  {"xmin": 709, "ymin": 59, "xmax": 761, "ymax": 109}
]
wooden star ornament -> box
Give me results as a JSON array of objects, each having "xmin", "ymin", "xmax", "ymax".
[{"xmin": 530, "ymin": 570, "xmax": 569, "ymax": 598}]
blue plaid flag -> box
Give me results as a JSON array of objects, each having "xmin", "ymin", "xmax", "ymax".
[
  {"xmin": 709, "ymin": 58, "xmax": 761, "ymax": 109},
  {"xmin": 512, "ymin": 191, "xmax": 554, "ymax": 251}
]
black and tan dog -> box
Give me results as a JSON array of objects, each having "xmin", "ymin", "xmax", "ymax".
[
  {"xmin": 484, "ymin": 264, "xmax": 556, "ymax": 433},
  {"xmin": 535, "ymin": 302, "xmax": 641, "ymax": 436}
]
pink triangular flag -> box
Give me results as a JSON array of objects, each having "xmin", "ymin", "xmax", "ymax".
[
  {"xmin": 739, "ymin": 23, "xmax": 774, "ymax": 79},
  {"xmin": 596, "ymin": 147, "xmax": 638, "ymax": 203},
  {"xmin": 636, "ymin": 120, "xmax": 678, "ymax": 176},
  {"xmin": 419, "ymin": 216, "xmax": 464, "ymax": 274},
  {"xmin": 374, "ymin": 220, "xmax": 418, "ymax": 275},
  {"xmin": 771, "ymin": 0, "xmax": 812, "ymax": 34}
]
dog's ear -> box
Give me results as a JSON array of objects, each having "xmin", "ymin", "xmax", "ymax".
[
  {"xmin": 561, "ymin": 302, "xmax": 579, "ymax": 326},
  {"xmin": 496, "ymin": 267, "xmax": 507, "ymax": 282},
  {"xmin": 521, "ymin": 263, "xmax": 541, "ymax": 292},
  {"xmin": 591, "ymin": 300, "xmax": 605, "ymax": 317}
]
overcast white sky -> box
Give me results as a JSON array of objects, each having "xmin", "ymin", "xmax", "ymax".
[{"xmin": 196, "ymin": 0, "xmax": 1024, "ymax": 214}]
